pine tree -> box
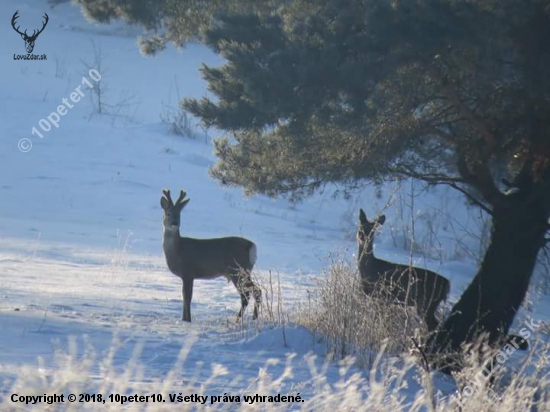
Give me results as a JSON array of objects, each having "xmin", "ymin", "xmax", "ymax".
[
  {"xmin": 184, "ymin": 0, "xmax": 550, "ymax": 370},
  {"xmin": 78, "ymin": 0, "xmax": 550, "ymax": 371}
]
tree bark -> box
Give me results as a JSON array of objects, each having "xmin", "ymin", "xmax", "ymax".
[{"xmin": 427, "ymin": 193, "xmax": 549, "ymax": 370}]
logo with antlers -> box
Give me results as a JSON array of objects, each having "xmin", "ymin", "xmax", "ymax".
[{"xmin": 11, "ymin": 10, "xmax": 49, "ymax": 54}]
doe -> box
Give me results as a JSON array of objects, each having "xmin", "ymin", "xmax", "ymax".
[{"xmin": 357, "ymin": 209, "xmax": 450, "ymax": 332}]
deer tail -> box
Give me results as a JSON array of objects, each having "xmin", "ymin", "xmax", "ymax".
[{"xmin": 249, "ymin": 243, "xmax": 257, "ymax": 267}]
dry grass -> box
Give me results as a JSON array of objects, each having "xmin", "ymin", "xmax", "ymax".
[
  {"xmin": 2, "ymin": 332, "xmax": 549, "ymax": 411},
  {"xmin": 296, "ymin": 258, "xmax": 425, "ymax": 369},
  {"xmin": 4, "ymin": 259, "xmax": 547, "ymax": 410}
]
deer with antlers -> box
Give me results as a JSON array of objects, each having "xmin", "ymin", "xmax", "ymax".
[
  {"xmin": 160, "ymin": 189, "xmax": 261, "ymax": 322},
  {"xmin": 11, "ymin": 11, "xmax": 49, "ymax": 54}
]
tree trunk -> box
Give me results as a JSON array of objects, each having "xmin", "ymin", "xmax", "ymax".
[{"xmin": 427, "ymin": 194, "xmax": 548, "ymax": 370}]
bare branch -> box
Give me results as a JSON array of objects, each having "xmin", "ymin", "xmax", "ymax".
[
  {"xmin": 427, "ymin": 64, "xmax": 497, "ymax": 156},
  {"xmin": 411, "ymin": 337, "xmax": 431, "ymax": 373},
  {"xmin": 441, "ymin": 182, "xmax": 493, "ymax": 215},
  {"xmin": 392, "ymin": 165, "xmax": 494, "ymax": 215},
  {"xmin": 457, "ymin": 156, "xmax": 505, "ymax": 209}
]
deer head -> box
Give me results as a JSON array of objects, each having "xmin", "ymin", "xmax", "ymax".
[
  {"xmin": 160, "ymin": 189, "xmax": 190, "ymax": 232},
  {"xmin": 12, "ymin": 11, "xmax": 49, "ymax": 54},
  {"xmin": 357, "ymin": 209, "xmax": 385, "ymax": 255}
]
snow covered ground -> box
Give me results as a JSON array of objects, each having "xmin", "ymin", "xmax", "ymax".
[{"xmin": 1, "ymin": 0, "xmax": 548, "ymax": 410}]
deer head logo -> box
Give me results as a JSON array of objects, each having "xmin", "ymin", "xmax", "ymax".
[{"xmin": 11, "ymin": 11, "xmax": 49, "ymax": 54}]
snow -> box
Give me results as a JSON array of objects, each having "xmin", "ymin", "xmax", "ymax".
[{"xmin": 1, "ymin": 0, "xmax": 548, "ymax": 409}]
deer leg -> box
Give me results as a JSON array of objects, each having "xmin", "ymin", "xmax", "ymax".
[
  {"xmin": 241, "ymin": 271, "xmax": 262, "ymax": 320},
  {"xmin": 238, "ymin": 280, "xmax": 262, "ymax": 320},
  {"xmin": 238, "ymin": 288, "xmax": 251, "ymax": 319},
  {"xmin": 182, "ymin": 278, "xmax": 193, "ymax": 322},
  {"xmin": 251, "ymin": 280, "xmax": 261, "ymax": 320},
  {"xmin": 237, "ymin": 278, "xmax": 251, "ymax": 320},
  {"xmin": 229, "ymin": 271, "xmax": 251, "ymax": 320}
]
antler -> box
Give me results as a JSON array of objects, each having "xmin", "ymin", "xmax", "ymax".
[
  {"xmin": 11, "ymin": 11, "xmax": 25, "ymax": 37},
  {"xmin": 162, "ymin": 189, "xmax": 173, "ymax": 205},
  {"xmin": 31, "ymin": 13, "xmax": 49, "ymax": 39},
  {"xmin": 174, "ymin": 190, "xmax": 187, "ymax": 206},
  {"xmin": 11, "ymin": 11, "xmax": 49, "ymax": 40}
]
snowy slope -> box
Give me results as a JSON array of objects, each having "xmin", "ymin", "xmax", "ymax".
[{"xmin": 1, "ymin": 0, "xmax": 548, "ymax": 410}]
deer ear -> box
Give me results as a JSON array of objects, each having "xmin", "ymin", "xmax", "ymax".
[
  {"xmin": 160, "ymin": 196, "xmax": 169, "ymax": 210},
  {"xmin": 359, "ymin": 209, "xmax": 368, "ymax": 224},
  {"xmin": 377, "ymin": 215, "xmax": 386, "ymax": 225},
  {"xmin": 21, "ymin": 34, "xmax": 25, "ymax": 40}
]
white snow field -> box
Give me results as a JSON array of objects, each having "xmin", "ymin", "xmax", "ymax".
[{"xmin": 1, "ymin": 0, "xmax": 548, "ymax": 410}]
